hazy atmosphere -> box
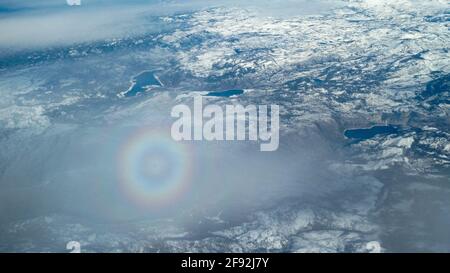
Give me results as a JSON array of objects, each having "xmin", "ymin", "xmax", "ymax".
[{"xmin": 0, "ymin": 0, "xmax": 449, "ymax": 252}]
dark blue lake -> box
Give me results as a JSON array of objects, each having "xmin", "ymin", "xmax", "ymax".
[
  {"xmin": 122, "ymin": 71, "xmax": 162, "ymax": 97},
  {"xmin": 205, "ymin": 89, "xmax": 244, "ymax": 97},
  {"xmin": 344, "ymin": 125, "xmax": 399, "ymax": 140}
]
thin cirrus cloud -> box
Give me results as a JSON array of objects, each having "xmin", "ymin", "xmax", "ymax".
[
  {"xmin": 0, "ymin": 3, "xmax": 162, "ymax": 53},
  {"xmin": 0, "ymin": 0, "xmax": 341, "ymax": 53}
]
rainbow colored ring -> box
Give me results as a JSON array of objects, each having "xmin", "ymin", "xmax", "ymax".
[{"xmin": 117, "ymin": 128, "xmax": 193, "ymax": 210}]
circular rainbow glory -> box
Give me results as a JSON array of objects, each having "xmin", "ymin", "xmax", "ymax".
[{"xmin": 117, "ymin": 128, "xmax": 193, "ymax": 210}]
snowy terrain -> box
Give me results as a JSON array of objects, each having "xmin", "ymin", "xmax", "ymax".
[{"xmin": 0, "ymin": 0, "xmax": 449, "ymax": 252}]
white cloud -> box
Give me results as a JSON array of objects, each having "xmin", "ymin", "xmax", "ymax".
[
  {"xmin": 0, "ymin": 6, "xmax": 154, "ymax": 52},
  {"xmin": 0, "ymin": 0, "xmax": 342, "ymax": 53},
  {"xmin": 67, "ymin": 0, "xmax": 82, "ymax": 6}
]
